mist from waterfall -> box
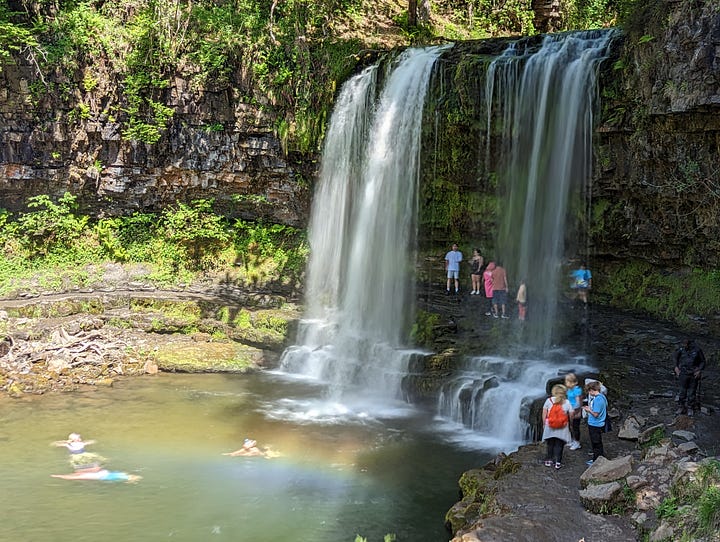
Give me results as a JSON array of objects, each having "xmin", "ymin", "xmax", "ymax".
[
  {"xmin": 280, "ymin": 47, "xmax": 448, "ymax": 408},
  {"xmin": 486, "ymin": 30, "xmax": 614, "ymax": 350}
]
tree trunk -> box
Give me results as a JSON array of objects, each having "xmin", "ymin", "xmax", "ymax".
[{"xmin": 408, "ymin": 0, "xmax": 417, "ymax": 28}]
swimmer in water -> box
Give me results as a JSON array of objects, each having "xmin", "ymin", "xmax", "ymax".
[
  {"xmin": 223, "ymin": 438, "xmax": 281, "ymax": 458},
  {"xmin": 52, "ymin": 433, "xmax": 96, "ymax": 454},
  {"xmin": 52, "ymin": 433, "xmax": 105, "ymax": 470},
  {"xmin": 51, "ymin": 467, "xmax": 142, "ymax": 483}
]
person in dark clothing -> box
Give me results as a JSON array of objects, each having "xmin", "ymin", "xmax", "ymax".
[{"xmin": 674, "ymin": 339, "xmax": 706, "ymax": 416}]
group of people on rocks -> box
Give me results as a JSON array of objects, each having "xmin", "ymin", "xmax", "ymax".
[
  {"xmin": 444, "ymin": 243, "xmax": 588, "ymax": 320},
  {"xmin": 541, "ymin": 337, "xmax": 707, "ymax": 470},
  {"xmin": 541, "ymin": 375, "xmax": 608, "ymax": 470}
]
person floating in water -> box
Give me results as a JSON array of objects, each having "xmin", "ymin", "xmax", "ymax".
[
  {"xmin": 52, "ymin": 433, "xmax": 95, "ymax": 454},
  {"xmin": 52, "ymin": 466, "xmax": 142, "ymax": 483},
  {"xmin": 223, "ymin": 438, "xmax": 281, "ymax": 458},
  {"xmin": 52, "ymin": 432, "xmax": 105, "ymax": 471}
]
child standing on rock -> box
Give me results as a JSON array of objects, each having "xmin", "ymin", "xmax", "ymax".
[
  {"xmin": 583, "ymin": 381, "xmax": 608, "ymax": 465},
  {"xmin": 564, "ymin": 373, "xmax": 583, "ymax": 450}
]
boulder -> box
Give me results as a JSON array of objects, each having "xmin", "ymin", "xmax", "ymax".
[
  {"xmin": 626, "ymin": 475, "xmax": 648, "ymax": 490},
  {"xmin": 671, "ymin": 461, "xmax": 700, "ymax": 485},
  {"xmin": 618, "ymin": 416, "xmax": 642, "ymax": 440},
  {"xmin": 678, "ymin": 441, "xmax": 699, "ymax": 453},
  {"xmin": 579, "ymin": 481, "xmax": 623, "ymax": 513},
  {"xmin": 649, "ymin": 521, "xmax": 675, "ymax": 542},
  {"xmin": 672, "ymin": 430, "xmax": 696, "ymax": 441},
  {"xmin": 580, "ymin": 455, "xmax": 633, "ymax": 488}
]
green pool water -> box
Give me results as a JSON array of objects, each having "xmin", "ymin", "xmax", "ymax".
[{"xmin": 0, "ymin": 373, "xmax": 489, "ymax": 542}]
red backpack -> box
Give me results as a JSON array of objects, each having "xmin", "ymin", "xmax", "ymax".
[{"xmin": 547, "ymin": 400, "xmax": 568, "ymax": 429}]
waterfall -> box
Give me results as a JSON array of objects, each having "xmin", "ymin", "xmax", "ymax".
[
  {"xmin": 436, "ymin": 355, "xmax": 595, "ymax": 450},
  {"xmin": 487, "ymin": 30, "xmax": 614, "ymax": 349},
  {"xmin": 437, "ymin": 31, "xmax": 614, "ymax": 446},
  {"xmin": 280, "ymin": 46, "xmax": 449, "ymax": 407}
]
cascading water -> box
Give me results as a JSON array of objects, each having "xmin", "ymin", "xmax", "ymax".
[
  {"xmin": 280, "ymin": 46, "xmax": 449, "ymax": 413},
  {"xmin": 489, "ymin": 30, "xmax": 615, "ymax": 349},
  {"xmin": 436, "ymin": 355, "xmax": 596, "ymax": 451},
  {"xmin": 437, "ymin": 31, "xmax": 614, "ymax": 448}
]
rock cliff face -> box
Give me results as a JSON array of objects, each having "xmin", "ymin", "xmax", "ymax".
[
  {"xmin": 1, "ymin": 2, "xmax": 717, "ymax": 282},
  {"xmin": 0, "ymin": 62, "xmax": 310, "ymax": 226},
  {"xmin": 593, "ymin": 1, "xmax": 720, "ymax": 268}
]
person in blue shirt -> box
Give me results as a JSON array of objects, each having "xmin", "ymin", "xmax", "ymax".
[
  {"xmin": 583, "ymin": 380, "xmax": 607, "ymax": 465},
  {"xmin": 570, "ymin": 262, "xmax": 592, "ymax": 305},
  {"xmin": 564, "ymin": 373, "xmax": 584, "ymax": 450}
]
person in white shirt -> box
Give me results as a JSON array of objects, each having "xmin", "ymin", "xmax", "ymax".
[{"xmin": 444, "ymin": 243, "xmax": 463, "ymax": 295}]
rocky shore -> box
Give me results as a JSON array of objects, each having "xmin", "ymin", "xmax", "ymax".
[
  {"xmin": 435, "ymin": 293, "xmax": 720, "ymax": 542},
  {"xmin": 0, "ymin": 265, "xmax": 301, "ymax": 396}
]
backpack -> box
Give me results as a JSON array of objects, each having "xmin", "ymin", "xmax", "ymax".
[{"xmin": 547, "ymin": 400, "xmax": 568, "ymax": 429}]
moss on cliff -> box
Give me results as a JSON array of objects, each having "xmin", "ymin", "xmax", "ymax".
[{"xmin": 595, "ymin": 260, "xmax": 720, "ymax": 327}]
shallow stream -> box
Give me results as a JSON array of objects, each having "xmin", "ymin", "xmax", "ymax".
[{"xmin": 0, "ymin": 372, "xmax": 490, "ymax": 542}]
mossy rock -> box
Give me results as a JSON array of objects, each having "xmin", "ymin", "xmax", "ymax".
[
  {"xmin": 447, "ymin": 468, "xmax": 504, "ymax": 534},
  {"xmin": 154, "ymin": 340, "xmax": 264, "ymax": 373},
  {"xmin": 225, "ymin": 308, "xmax": 296, "ymax": 350},
  {"xmin": 458, "ymin": 467, "xmax": 498, "ymax": 499},
  {"xmin": 426, "ymin": 349, "xmax": 458, "ymax": 372}
]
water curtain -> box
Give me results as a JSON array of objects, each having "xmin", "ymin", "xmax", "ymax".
[
  {"xmin": 436, "ymin": 31, "xmax": 614, "ymax": 445},
  {"xmin": 281, "ymin": 46, "xmax": 449, "ymax": 402},
  {"xmin": 487, "ymin": 30, "xmax": 614, "ymax": 349}
]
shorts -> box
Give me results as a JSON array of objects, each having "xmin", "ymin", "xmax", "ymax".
[
  {"xmin": 492, "ymin": 289, "xmax": 507, "ymax": 305},
  {"xmin": 447, "ymin": 270, "xmax": 459, "ymax": 279}
]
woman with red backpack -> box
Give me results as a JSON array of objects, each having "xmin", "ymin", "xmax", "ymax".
[{"xmin": 542, "ymin": 384, "xmax": 573, "ymax": 470}]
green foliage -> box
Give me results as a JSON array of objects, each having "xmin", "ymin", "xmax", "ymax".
[
  {"xmin": 0, "ymin": 3, "xmax": 39, "ymax": 67},
  {"xmin": 640, "ymin": 426, "xmax": 665, "ymax": 449},
  {"xmin": 467, "ymin": 0, "xmax": 536, "ymax": 36},
  {"xmin": 6, "ymin": 192, "xmax": 88, "ymax": 257},
  {"xmin": 563, "ymin": 0, "xmax": 616, "ymax": 30},
  {"xmin": 698, "ymin": 485, "xmax": 720, "ymax": 532},
  {"xmin": 662, "ymin": 460, "xmax": 720, "ymax": 539},
  {"xmin": 161, "ymin": 199, "xmax": 231, "ymax": 271},
  {"xmin": 617, "ymin": 0, "xmax": 670, "ymax": 37},
  {"xmin": 598, "ymin": 261, "xmax": 720, "ymax": 327},
  {"xmin": 0, "ymin": 194, "xmax": 308, "ymax": 294},
  {"xmin": 410, "ymin": 310, "xmax": 440, "ymax": 347}
]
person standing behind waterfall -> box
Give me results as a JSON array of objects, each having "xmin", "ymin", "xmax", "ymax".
[
  {"xmin": 674, "ymin": 338, "xmax": 706, "ymax": 416},
  {"xmin": 470, "ymin": 249, "xmax": 484, "ymax": 295},
  {"xmin": 516, "ymin": 279, "xmax": 527, "ymax": 321},
  {"xmin": 542, "ymin": 384, "xmax": 572, "ymax": 470},
  {"xmin": 483, "ymin": 262, "xmax": 496, "ymax": 316},
  {"xmin": 571, "ymin": 262, "xmax": 592, "ymax": 305},
  {"xmin": 445, "ymin": 243, "xmax": 463, "ymax": 295},
  {"xmin": 491, "ymin": 262, "xmax": 509, "ymax": 318}
]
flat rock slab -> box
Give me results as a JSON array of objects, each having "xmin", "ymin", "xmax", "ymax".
[{"xmin": 452, "ymin": 441, "xmax": 637, "ymax": 542}]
